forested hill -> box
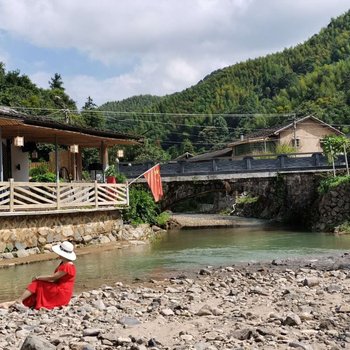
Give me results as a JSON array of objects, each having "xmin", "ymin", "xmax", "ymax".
[
  {"xmin": 149, "ymin": 9, "xmax": 350, "ymax": 119},
  {"xmin": 101, "ymin": 10, "xmax": 350, "ymax": 159},
  {"xmin": 101, "ymin": 95, "xmax": 162, "ymax": 112}
]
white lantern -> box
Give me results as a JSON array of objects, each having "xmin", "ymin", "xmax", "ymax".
[
  {"xmin": 14, "ymin": 136, "xmax": 24, "ymax": 147},
  {"xmin": 117, "ymin": 149, "xmax": 124, "ymax": 158},
  {"xmin": 70, "ymin": 144, "xmax": 79, "ymax": 153}
]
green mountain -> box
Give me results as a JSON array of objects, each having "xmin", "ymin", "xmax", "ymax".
[{"xmin": 102, "ymin": 10, "xmax": 350, "ymax": 158}]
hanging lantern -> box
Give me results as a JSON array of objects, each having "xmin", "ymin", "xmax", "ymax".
[
  {"xmin": 117, "ymin": 149, "xmax": 124, "ymax": 158},
  {"xmin": 14, "ymin": 136, "xmax": 24, "ymax": 147},
  {"xmin": 70, "ymin": 144, "xmax": 79, "ymax": 153}
]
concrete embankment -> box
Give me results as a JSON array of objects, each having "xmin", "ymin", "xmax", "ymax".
[{"xmin": 3, "ymin": 253, "xmax": 350, "ymax": 349}]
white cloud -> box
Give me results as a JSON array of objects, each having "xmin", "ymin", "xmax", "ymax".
[{"xmin": 0, "ymin": 0, "xmax": 349, "ymax": 106}]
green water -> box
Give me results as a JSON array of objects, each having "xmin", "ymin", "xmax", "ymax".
[{"xmin": 2, "ymin": 221, "xmax": 350, "ymax": 301}]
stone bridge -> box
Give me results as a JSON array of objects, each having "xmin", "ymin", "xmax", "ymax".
[{"xmin": 121, "ymin": 153, "xmax": 347, "ymax": 211}]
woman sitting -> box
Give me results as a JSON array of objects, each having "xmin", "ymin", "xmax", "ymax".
[{"xmin": 0, "ymin": 241, "xmax": 76, "ymax": 310}]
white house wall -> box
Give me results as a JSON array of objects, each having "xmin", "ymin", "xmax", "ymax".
[
  {"xmin": 11, "ymin": 145, "xmax": 29, "ymax": 181},
  {"xmin": 279, "ymin": 120, "xmax": 335, "ymax": 153}
]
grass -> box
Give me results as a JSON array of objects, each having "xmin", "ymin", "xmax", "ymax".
[{"xmin": 236, "ymin": 194, "xmax": 259, "ymax": 205}]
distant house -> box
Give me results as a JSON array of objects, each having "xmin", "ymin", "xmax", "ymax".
[{"xmin": 189, "ymin": 115, "xmax": 343, "ymax": 161}]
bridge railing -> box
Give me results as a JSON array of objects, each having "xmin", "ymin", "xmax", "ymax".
[{"xmin": 120, "ymin": 152, "xmax": 347, "ymax": 178}]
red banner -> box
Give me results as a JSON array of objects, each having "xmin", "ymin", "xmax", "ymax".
[{"xmin": 143, "ymin": 164, "xmax": 163, "ymax": 202}]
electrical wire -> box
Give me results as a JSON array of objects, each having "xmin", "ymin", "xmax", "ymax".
[{"xmin": 9, "ymin": 105, "xmax": 296, "ymax": 119}]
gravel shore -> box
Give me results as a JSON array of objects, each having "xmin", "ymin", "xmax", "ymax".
[
  {"xmin": 170, "ymin": 213, "xmax": 267, "ymax": 228},
  {"xmin": 4, "ymin": 252, "xmax": 350, "ymax": 350}
]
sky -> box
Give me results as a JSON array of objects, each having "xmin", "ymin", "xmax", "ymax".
[{"xmin": 0, "ymin": 0, "xmax": 349, "ymax": 108}]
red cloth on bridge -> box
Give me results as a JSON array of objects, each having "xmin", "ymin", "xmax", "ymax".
[{"xmin": 23, "ymin": 262, "xmax": 76, "ymax": 310}]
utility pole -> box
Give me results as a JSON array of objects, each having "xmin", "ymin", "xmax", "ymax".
[{"xmin": 293, "ymin": 114, "xmax": 297, "ymax": 149}]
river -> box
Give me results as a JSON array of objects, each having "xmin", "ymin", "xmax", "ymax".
[{"xmin": 1, "ymin": 217, "xmax": 350, "ymax": 302}]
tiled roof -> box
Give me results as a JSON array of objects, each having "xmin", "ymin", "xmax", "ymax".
[{"xmin": 0, "ymin": 106, "xmax": 143, "ymax": 142}]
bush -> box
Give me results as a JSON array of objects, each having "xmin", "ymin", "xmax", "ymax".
[
  {"xmin": 275, "ymin": 143, "xmax": 296, "ymax": 155},
  {"xmin": 123, "ymin": 186, "xmax": 160, "ymax": 225},
  {"xmin": 155, "ymin": 211, "xmax": 171, "ymax": 226},
  {"xmin": 236, "ymin": 194, "xmax": 259, "ymax": 204},
  {"xmin": 115, "ymin": 173, "xmax": 127, "ymax": 183},
  {"xmin": 29, "ymin": 163, "xmax": 56, "ymax": 182},
  {"xmin": 336, "ymin": 221, "xmax": 350, "ymax": 234},
  {"xmin": 318, "ymin": 175, "xmax": 350, "ymax": 194},
  {"xmin": 123, "ymin": 187, "xmax": 170, "ymax": 227}
]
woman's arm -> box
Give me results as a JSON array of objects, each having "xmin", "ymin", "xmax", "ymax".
[{"xmin": 34, "ymin": 270, "xmax": 66, "ymax": 282}]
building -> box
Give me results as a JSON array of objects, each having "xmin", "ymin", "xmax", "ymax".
[
  {"xmin": 189, "ymin": 115, "xmax": 343, "ymax": 162},
  {"xmin": 0, "ymin": 106, "xmax": 142, "ymax": 214}
]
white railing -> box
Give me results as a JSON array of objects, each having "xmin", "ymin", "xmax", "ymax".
[{"xmin": 0, "ymin": 179, "xmax": 128, "ymax": 214}]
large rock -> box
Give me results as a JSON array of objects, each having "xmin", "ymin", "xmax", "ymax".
[{"xmin": 20, "ymin": 335, "xmax": 56, "ymax": 350}]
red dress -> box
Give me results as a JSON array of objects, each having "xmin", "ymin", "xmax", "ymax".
[{"xmin": 23, "ymin": 262, "xmax": 76, "ymax": 310}]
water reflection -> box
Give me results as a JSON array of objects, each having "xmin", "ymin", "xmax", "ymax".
[{"xmin": 1, "ymin": 224, "xmax": 350, "ymax": 301}]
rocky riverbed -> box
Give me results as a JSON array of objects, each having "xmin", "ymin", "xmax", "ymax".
[{"xmin": 4, "ymin": 253, "xmax": 350, "ymax": 350}]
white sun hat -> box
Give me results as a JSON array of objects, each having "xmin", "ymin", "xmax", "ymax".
[{"xmin": 52, "ymin": 241, "xmax": 76, "ymax": 261}]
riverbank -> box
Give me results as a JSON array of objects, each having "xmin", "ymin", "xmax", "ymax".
[
  {"xmin": 0, "ymin": 214, "xmax": 266, "ymax": 269},
  {"xmin": 3, "ymin": 253, "xmax": 350, "ymax": 350},
  {"xmin": 0, "ymin": 240, "xmax": 147, "ymax": 269}
]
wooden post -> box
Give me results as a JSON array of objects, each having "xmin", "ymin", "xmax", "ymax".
[
  {"xmin": 0, "ymin": 128, "xmax": 3, "ymax": 182},
  {"xmin": 9, "ymin": 178, "xmax": 14, "ymax": 212},
  {"xmin": 101, "ymin": 142, "xmax": 108, "ymax": 182},
  {"xmin": 56, "ymin": 182, "xmax": 60, "ymax": 210},
  {"xmin": 330, "ymin": 146, "xmax": 336, "ymax": 177},
  {"xmin": 55, "ymin": 135, "xmax": 59, "ymax": 184},
  {"xmin": 94, "ymin": 180, "xmax": 98, "ymax": 208},
  {"xmin": 344, "ymin": 144, "xmax": 349, "ymax": 176},
  {"xmin": 126, "ymin": 182, "xmax": 129, "ymax": 206}
]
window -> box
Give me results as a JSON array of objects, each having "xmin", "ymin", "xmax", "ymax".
[{"xmin": 291, "ymin": 138, "xmax": 300, "ymax": 148}]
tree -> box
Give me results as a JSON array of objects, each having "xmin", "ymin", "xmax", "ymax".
[
  {"xmin": 81, "ymin": 96, "xmax": 105, "ymax": 129},
  {"xmin": 133, "ymin": 140, "xmax": 170, "ymax": 162},
  {"xmin": 321, "ymin": 135, "xmax": 350, "ymax": 176},
  {"xmin": 198, "ymin": 116, "xmax": 229, "ymax": 150},
  {"xmin": 49, "ymin": 73, "xmax": 65, "ymax": 91}
]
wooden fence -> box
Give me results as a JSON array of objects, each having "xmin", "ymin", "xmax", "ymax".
[{"xmin": 0, "ymin": 180, "xmax": 128, "ymax": 213}]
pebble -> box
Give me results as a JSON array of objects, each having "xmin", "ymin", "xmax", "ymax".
[{"xmin": 2, "ymin": 255, "xmax": 350, "ymax": 349}]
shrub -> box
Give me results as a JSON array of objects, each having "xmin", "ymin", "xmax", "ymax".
[
  {"xmin": 336, "ymin": 221, "xmax": 350, "ymax": 234},
  {"xmin": 275, "ymin": 143, "xmax": 296, "ymax": 155},
  {"xmin": 29, "ymin": 163, "xmax": 56, "ymax": 182},
  {"xmin": 115, "ymin": 173, "xmax": 127, "ymax": 183},
  {"xmin": 236, "ymin": 194, "xmax": 259, "ymax": 204},
  {"xmin": 156, "ymin": 211, "xmax": 171, "ymax": 227},
  {"xmin": 105, "ymin": 164, "xmax": 118, "ymax": 177},
  {"xmin": 123, "ymin": 186, "xmax": 159, "ymax": 225},
  {"xmin": 318, "ymin": 175, "xmax": 350, "ymax": 194}
]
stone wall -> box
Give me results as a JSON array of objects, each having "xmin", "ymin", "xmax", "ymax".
[
  {"xmin": 0, "ymin": 210, "xmax": 159, "ymax": 258},
  {"xmin": 312, "ymin": 183, "xmax": 350, "ymax": 232},
  {"xmin": 233, "ymin": 173, "xmax": 350, "ymax": 232},
  {"xmin": 234, "ymin": 174, "xmax": 320, "ymax": 228},
  {"xmin": 234, "ymin": 173, "xmax": 320, "ymax": 228}
]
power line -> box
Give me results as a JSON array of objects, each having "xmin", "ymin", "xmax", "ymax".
[
  {"xmin": 7, "ymin": 105, "xmax": 349, "ymax": 137},
  {"xmin": 10, "ymin": 105, "xmax": 296, "ymax": 119}
]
